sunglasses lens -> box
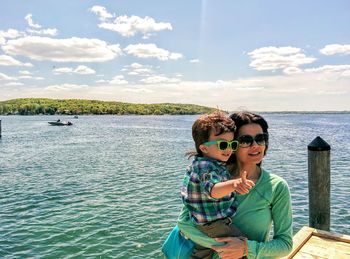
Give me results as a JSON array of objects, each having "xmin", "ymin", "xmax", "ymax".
[
  {"xmin": 231, "ymin": 141, "xmax": 239, "ymax": 151},
  {"xmin": 218, "ymin": 141, "xmax": 229, "ymax": 150},
  {"xmin": 238, "ymin": 135, "xmax": 254, "ymax": 147},
  {"xmin": 255, "ymin": 133, "xmax": 268, "ymax": 145}
]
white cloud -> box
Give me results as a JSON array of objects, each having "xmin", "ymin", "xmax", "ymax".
[
  {"xmin": 90, "ymin": 5, "xmax": 114, "ymax": 21},
  {"xmin": 53, "ymin": 67, "xmax": 73, "ymax": 74},
  {"xmin": 96, "ymin": 13, "xmax": 172, "ymax": 38},
  {"xmin": 130, "ymin": 63, "xmax": 143, "ymax": 69},
  {"xmin": 53, "ymin": 65, "xmax": 96, "ymax": 75},
  {"xmin": 24, "ymin": 14, "xmax": 58, "ymax": 36},
  {"xmin": 0, "ymin": 29, "xmax": 23, "ymax": 39},
  {"xmin": 320, "ymin": 44, "xmax": 350, "ymax": 55},
  {"xmin": 190, "ymin": 59, "xmax": 200, "ymax": 63},
  {"xmin": 124, "ymin": 43, "xmax": 183, "ymax": 60},
  {"xmin": 140, "ymin": 75, "xmax": 180, "ymax": 84},
  {"xmin": 0, "ymin": 29, "xmax": 24, "ymax": 44},
  {"xmin": 121, "ymin": 87, "xmax": 154, "ymax": 94},
  {"xmin": 2, "ymin": 68, "xmax": 349, "ymax": 111},
  {"xmin": 342, "ymin": 70, "xmax": 350, "ymax": 77},
  {"xmin": 317, "ymin": 90, "xmax": 347, "ymax": 95},
  {"xmin": 96, "ymin": 79, "xmax": 108, "ymax": 83},
  {"xmin": 109, "ymin": 75, "xmax": 128, "ymax": 85},
  {"xmin": 92, "ymin": 68, "xmax": 349, "ymax": 110},
  {"xmin": 283, "ymin": 67, "xmax": 302, "ymax": 75},
  {"xmin": 2, "ymin": 36, "xmax": 123, "ymax": 62},
  {"xmin": 302, "ymin": 64, "xmax": 350, "ymax": 80},
  {"xmin": 27, "ymin": 28, "xmax": 58, "ymax": 36},
  {"xmin": 304, "ymin": 65, "xmax": 350, "ymax": 75},
  {"xmin": 25, "ymin": 14, "xmax": 41, "ymax": 28},
  {"xmin": 19, "ymin": 75, "xmax": 44, "ymax": 80},
  {"xmin": 0, "ymin": 55, "xmax": 33, "ymax": 67},
  {"xmin": 169, "ymin": 53, "xmax": 183, "ymax": 60},
  {"xmin": 45, "ymin": 83, "xmax": 88, "ymax": 91},
  {"xmin": 0, "ymin": 72, "xmax": 16, "ymax": 81},
  {"xmin": 5, "ymin": 82, "xmax": 24, "ymax": 86},
  {"xmin": 135, "ymin": 68, "xmax": 153, "ymax": 75},
  {"xmin": 123, "ymin": 63, "xmax": 154, "ymax": 76},
  {"xmin": 248, "ymin": 46, "xmax": 316, "ymax": 71},
  {"xmin": 74, "ymin": 65, "xmax": 96, "ymax": 75},
  {"xmin": 19, "ymin": 70, "xmax": 33, "ymax": 75}
]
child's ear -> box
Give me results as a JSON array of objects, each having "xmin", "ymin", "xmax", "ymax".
[{"xmin": 199, "ymin": 144, "xmax": 208, "ymax": 154}]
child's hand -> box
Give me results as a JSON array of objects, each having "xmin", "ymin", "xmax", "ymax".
[{"xmin": 232, "ymin": 171, "xmax": 255, "ymax": 194}]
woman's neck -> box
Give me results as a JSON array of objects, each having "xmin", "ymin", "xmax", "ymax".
[{"xmin": 237, "ymin": 164, "xmax": 261, "ymax": 180}]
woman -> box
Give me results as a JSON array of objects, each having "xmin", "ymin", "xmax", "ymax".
[{"xmin": 178, "ymin": 111, "xmax": 293, "ymax": 259}]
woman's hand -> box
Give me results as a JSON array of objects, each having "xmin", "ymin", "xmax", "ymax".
[{"xmin": 211, "ymin": 237, "xmax": 246, "ymax": 259}]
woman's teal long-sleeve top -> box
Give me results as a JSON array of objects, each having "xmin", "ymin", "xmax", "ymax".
[{"xmin": 178, "ymin": 169, "xmax": 293, "ymax": 259}]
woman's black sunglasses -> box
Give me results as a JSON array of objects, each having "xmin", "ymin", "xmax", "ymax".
[{"xmin": 237, "ymin": 133, "xmax": 268, "ymax": 148}]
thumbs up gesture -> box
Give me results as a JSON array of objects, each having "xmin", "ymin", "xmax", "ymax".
[{"xmin": 231, "ymin": 171, "xmax": 255, "ymax": 195}]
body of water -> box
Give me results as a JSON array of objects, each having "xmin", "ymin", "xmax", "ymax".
[{"xmin": 0, "ymin": 114, "xmax": 349, "ymax": 258}]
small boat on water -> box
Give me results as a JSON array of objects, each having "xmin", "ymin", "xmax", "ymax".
[{"xmin": 48, "ymin": 121, "xmax": 73, "ymax": 126}]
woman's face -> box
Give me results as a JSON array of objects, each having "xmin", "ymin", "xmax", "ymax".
[{"xmin": 235, "ymin": 123, "xmax": 266, "ymax": 166}]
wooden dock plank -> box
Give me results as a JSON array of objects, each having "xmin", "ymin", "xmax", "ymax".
[
  {"xmin": 307, "ymin": 236, "xmax": 350, "ymax": 252},
  {"xmin": 293, "ymin": 251, "xmax": 327, "ymax": 259},
  {"xmin": 283, "ymin": 226, "xmax": 350, "ymax": 259},
  {"xmin": 282, "ymin": 226, "xmax": 314, "ymax": 259},
  {"xmin": 313, "ymin": 228, "xmax": 350, "ymax": 244},
  {"xmin": 302, "ymin": 236, "xmax": 350, "ymax": 258}
]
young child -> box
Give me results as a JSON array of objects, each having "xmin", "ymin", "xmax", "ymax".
[{"xmin": 181, "ymin": 111, "xmax": 254, "ymax": 259}]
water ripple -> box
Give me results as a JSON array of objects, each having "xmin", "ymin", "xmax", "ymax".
[{"xmin": 0, "ymin": 114, "xmax": 349, "ymax": 258}]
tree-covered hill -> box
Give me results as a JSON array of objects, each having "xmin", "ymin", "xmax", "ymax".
[{"xmin": 0, "ymin": 98, "xmax": 217, "ymax": 115}]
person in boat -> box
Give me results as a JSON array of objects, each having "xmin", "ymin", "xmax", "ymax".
[
  {"xmin": 177, "ymin": 111, "xmax": 293, "ymax": 258},
  {"xmin": 180, "ymin": 111, "xmax": 255, "ymax": 258}
]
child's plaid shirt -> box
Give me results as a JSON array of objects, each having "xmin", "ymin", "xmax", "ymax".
[{"xmin": 180, "ymin": 156, "xmax": 236, "ymax": 224}]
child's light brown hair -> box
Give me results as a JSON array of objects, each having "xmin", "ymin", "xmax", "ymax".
[{"xmin": 191, "ymin": 111, "xmax": 236, "ymax": 156}]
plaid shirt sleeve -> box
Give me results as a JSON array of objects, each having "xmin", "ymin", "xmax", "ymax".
[{"xmin": 199, "ymin": 164, "xmax": 224, "ymax": 198}]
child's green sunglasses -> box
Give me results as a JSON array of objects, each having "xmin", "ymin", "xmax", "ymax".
[{"xmin": 203, "ymin": 140, "xmax": 239, "ymax": 151}]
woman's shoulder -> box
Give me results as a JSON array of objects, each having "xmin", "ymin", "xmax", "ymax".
[
  {"xmin": 257, "ymin": 169, "xmax": 291, "ymax": 204},
  {"xmin": 260, "ymin": 169, "xmax": 290, "ymax": 192}
]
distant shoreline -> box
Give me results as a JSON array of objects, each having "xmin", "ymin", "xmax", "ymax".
[
  {"xmin": 0, "ymin": 98, "xmax": 217, "ymax": 116},
  {"xmin": 1, "ymin": 111, "xmax": 349, "ymax": 116},
  {"xmin": 259, "ymin": 111, "xmax": 350, "ymax": 114},
  {"xmin": 0, "ymin": 98, "xmax": 349, "ymax": 115}
]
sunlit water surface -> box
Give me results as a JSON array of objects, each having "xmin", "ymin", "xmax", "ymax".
[{"xmin": 0, "ymin": 114, "xmax": 349, "ymax": 258}]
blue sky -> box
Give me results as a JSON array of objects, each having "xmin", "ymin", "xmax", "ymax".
[{"xmin": 0, "ymin": 0, "xmax": 349, "ymax": 111}]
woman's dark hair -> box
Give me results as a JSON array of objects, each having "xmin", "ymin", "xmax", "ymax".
[{"xmin": 227, "ymin": 111, "xmax": 269, "ymax": 174}]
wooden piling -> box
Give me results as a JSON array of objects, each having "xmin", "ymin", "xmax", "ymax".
[
  {"xmin": 308, "ymin": 136, "xmax": 331, "ymax": 231},
  {"xmin": 0, "ymin": 119, "xmax": 1, "ymax": 138}
]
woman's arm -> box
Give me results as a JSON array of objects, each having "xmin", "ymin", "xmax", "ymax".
[
  {"xmin": 177, "ymin": 206, "xmax": 226, "ymax": 248},
  {"xmin": 246, "ymin": 180, "xmax": 293, "ymax": 258}
]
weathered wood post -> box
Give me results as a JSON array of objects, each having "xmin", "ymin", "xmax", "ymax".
[
  {"xmin": 308, "ymin": 136, "xmax": 331, "ymax": 231},
  {"xmin": 0, "ymin": 119, "xmax": 2, "ymax": 138}
]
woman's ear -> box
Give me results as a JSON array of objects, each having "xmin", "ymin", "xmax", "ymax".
[{"xmin": 199, "ymin": 144, "xmax": 208, "ymax": 154}]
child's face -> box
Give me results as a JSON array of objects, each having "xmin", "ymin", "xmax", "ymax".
[{"xmin": 200, "ymin": 131, "xmax": 234, "ymax": 162}]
